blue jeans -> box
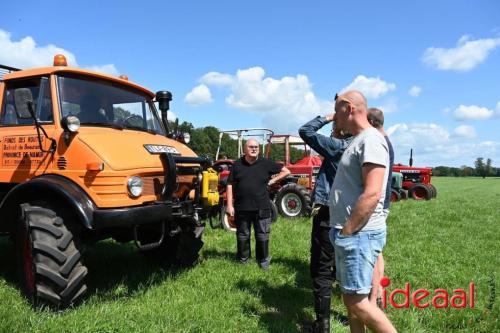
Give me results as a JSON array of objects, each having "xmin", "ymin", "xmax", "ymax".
[{"xmin": 330, "ymin": 228, "xmax": 386, "ymax": 295}]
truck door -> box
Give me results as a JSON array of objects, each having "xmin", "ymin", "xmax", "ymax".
[{"xmin": 0, "ymin": 76, "xmax": 56, "ymax": 183}]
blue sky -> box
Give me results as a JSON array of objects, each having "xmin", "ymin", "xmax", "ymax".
[{"xmin": 1, "ymin": 0, "xmax": 499, "ymax": 167}]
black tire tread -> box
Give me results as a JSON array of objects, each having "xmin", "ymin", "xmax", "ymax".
[
  {"xmin": 33, "ymin": 242, "xmax": 67, "ymax": 264},
  {"xmin": 409, "ymin": 184, "xmax": 431, "ymax": 200},
  {"xmin": 20, "ymin": 204, "xmax": 87, "ymax": 308}
]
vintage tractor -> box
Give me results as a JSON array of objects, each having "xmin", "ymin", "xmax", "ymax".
[
  {"xmin": 264, "ymin": 135, "xmax": 321, "ymax": 218},
  {"xmin": 0, "ymin": 55, "xmax": 218, "ymax": 308},
  {"xmin": 392, "ymin": 149, "xmax": 437, "ymax": 200},
  {"xmin": 389, "ymin": 171, "xmax": 406, "ymax": 202},
  {"xmin": 211, "ymin": 128, "xmax": 277, "ymax": 231}
]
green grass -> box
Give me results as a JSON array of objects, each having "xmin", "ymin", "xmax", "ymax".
[{"xmin": 0, "ymin": 177, "xmax": 499, "ymax": 332}]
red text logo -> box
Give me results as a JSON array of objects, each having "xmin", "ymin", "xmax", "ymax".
[{"xmin": 380, "ymin": 277, "xmax": 475, "ymax": 309}]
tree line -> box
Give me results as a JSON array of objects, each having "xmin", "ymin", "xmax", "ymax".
[
  {"xmin": 178, "ymin": 122, "xmax": 498, "ymax": 177},
  {"xmin": 427, "ymin": 158, "xmax": 498, "ymax": 177},
  {"xmin": 178, "ymin": 122, "xmax": 306, "ymax": 162}
]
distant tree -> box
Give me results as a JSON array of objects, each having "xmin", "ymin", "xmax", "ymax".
[
  {"xmin": 485, "ymin": 158, "xmax": 493, "ymax": 177},
  {"xmin": 460, "ymin": 165, "xmax": 474, "ymax": 177},
  {"xmin": 433, "ymin": 166, "xmax": 449, "ymax": 176},
  {"xmin": 475, "ymin": 157, "xmax": 486, "ymax": 178}
]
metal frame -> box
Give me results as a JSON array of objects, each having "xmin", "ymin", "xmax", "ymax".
[{"xmin": 215, "ymin": 128, "xmax": 274, "ymax": 160}]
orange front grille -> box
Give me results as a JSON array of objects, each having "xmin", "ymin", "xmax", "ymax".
[{"xmin": 143, "ymin": 175, "xmax": 165, "ymax": 196}]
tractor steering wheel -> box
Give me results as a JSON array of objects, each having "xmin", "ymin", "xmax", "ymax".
[{"xmin": 122, "ymin": 115, "xmax": 144, "ymax": 127}]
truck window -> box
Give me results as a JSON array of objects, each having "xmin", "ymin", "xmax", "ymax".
[
  {"xmin": 0, "ymin": 77, "xmax": 53, "ymax": 125},
  {"xmin": 58, "ymin": 75, "xmax": 165, "ymax": 135}
]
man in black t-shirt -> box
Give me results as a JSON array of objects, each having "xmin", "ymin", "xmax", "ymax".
[{"xmin": 227, "ymin": 139, "xmax": 290, "ymax": 269}]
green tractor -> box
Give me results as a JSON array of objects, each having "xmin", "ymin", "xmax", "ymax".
[{"xmin": 390, "ymin": 172, "xmax": 408, "ymax": 202}]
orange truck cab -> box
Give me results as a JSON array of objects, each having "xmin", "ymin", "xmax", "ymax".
[{"xmin": 0, "ymin": 55, "xmax": 218, "ymax": 308}]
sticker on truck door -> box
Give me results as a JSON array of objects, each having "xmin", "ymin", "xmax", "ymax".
[{"xmin": 2, "ymin": 135, "xmax": 47, "ymax": 166}]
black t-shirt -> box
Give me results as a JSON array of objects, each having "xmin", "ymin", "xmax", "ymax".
[{"xmin": 227, "ymin": 156, "xmax": 283, "ymax": 211}]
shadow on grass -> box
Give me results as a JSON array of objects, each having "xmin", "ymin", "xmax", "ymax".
[
  {"xmin": 0, "ymin": 236, "xmax": 193, "ymax": 307},
  {"xmin": 0, "ymin": 236, "xmax": 17, "ymax": 285},
  {"xmin": 203, "ymin": 249, "xmax": 347, "ymax": 333},
  {"xmin": 82, "ymin": 241, "xmax": 190, "ymax": 300}
]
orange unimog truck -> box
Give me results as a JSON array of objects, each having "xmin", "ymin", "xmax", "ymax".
[{"xmin": 0, "ymin": 55, "xmax": 218, "ymax": 308}]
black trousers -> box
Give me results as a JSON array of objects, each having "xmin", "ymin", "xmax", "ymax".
[
  {"xmin": 236, "ymin": 210, "xmax": 271, "ymax": 262},
  {"xmin": 310, "ymin": 205, "xmax": 335, "ymax": 297}
]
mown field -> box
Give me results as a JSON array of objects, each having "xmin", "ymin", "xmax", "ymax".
[{"xmin": 0, "ymin": 177, "xmax": 499, "ymax": 332}]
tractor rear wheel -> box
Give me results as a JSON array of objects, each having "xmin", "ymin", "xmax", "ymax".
[
  {"xmin": 276, "ymin": 183, "xmax": 311, "ymax": 218},
  {"xmin": 409, "ymin": 184, "xmax": 431, "ymax": 200},
  {"xmin": 390, "ymin": 189, "xmax": 401, "ymax": 202},
  {"xmin": 430, "ymin": 184, "xmax": 438, "ymax": 198},
  {"xmin": 16, "ymin": 203, "xmax": 87, "ymax": 308}
]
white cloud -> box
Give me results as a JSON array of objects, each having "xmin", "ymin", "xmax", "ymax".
[
  {"xmin": 376, "ymin": 98, "xmax": 398, "ymax": 114},
  {"xmin": 453, "ymin": 125, "xmax": 477, "ymax": 139},
  {"xmin": 422, "ymin": 35, "xmax": 500, "ymax": 71},
  {"xmin": 453, "ymin": 105, "xmax": 494, "ymax": 120},
  {"xmin": 200, "ymin": 71, "xmax": 233, "ymax": 86},
  {"xmin": 191, "ymin": 67, "xmax": 329, "ymax": 133},
  {"xmin": 0, "ymin": 29, "xmax": 78, "ymax": 68},
  {"xmin": 408, "ymin": 86, "xmax": 421, "ymax": 97},
  {"xmin": 387, "ymin": 122, "xmax": 499, "ymax": 167},
  {"xmin": 0, "ymin": 29, "xmax": 118, "ymax": 74},
  {"xmin": 87, "ymin": 64, "xmax": 119, "ymax": 76},
  {"xmin": 184, "ymin": 84, "xmax": 213, "ymax": 106},
  {"xmin": 341, "ymin": 75, "xmax": 395, "ymax": 99}
]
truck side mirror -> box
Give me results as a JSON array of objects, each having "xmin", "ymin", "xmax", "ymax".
[{"xmin": 14, "ymin": 88, "xmax": 35, "ymax": 119}]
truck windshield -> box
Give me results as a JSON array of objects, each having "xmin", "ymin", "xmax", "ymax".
[{"xmin": 57, "ymin": 75, "xmax": 165, "ymax": 135}]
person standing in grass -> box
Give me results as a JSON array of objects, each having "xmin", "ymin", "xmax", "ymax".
[
  {"xmin": 367, "ymin": 107, "xmax": 394, "ymax": 308},
  {"xmin": 329, "ymin": 91, "xmax": 397, "ymax": 333},
  {"xmin": 226, "ymin": 139, "xmax": 290, "ymax": 269},
  {"xmin": 299, "ymin": 113, "xmax": 352, "ymax": 333}
]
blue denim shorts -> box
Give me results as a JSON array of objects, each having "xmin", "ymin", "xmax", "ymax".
[{"xmin": 330, "ymin": 228, "xmax": 386, "ymax": 295}]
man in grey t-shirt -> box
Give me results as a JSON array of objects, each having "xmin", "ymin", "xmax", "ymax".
[{"xmin": 329, "ymin": 91, "xmax": 396, "ymax": 333}]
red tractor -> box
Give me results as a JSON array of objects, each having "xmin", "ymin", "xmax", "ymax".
[
  {"xmin": 392, "ymin": 149, "xmax": 437, "ymax": 200},
  {"xmin": 264, "ymin": 135, "xmax": 321, "ymax": 218}
]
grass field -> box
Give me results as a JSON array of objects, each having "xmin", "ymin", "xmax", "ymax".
[{"xmin": 0, "ymin": 177, "xmax": 499, "ymax": 332}]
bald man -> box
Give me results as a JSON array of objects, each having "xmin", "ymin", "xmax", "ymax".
[
  {"xmin": 227, "ymin": 139, "xmax": 290, "ymax": 269},
  {"xmin": 329, "ymin": 91, "xmax": 397, "ymax": 332}
]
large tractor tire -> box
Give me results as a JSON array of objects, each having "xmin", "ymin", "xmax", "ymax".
[
  {"xmin": 430, "ymin": 184, "xmax": 438, "ymax": 198},
  {"xmin": 221, "ymin": 200, "xmax": 278, "ymax": 232},
  {"xmin": 276, "ymin": 183, "xmax": 311, "ymax": 218},
  {"xmin": 409, "ymin": 184, "xmax": 431, "ymax": 200},
  {"xmin": 390, "ymin": 188, "xmax": 401, "ymax": 202},
  {"xmin": 16, "ymin": 203, "xmax": 87, "ymax": 308}
]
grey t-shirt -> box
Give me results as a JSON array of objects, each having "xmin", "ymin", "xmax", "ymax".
[{"xmin": 329, "ymin": 127, "xmax": 390, "ymax": 231}]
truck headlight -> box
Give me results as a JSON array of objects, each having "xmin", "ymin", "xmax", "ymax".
[
  {"xmin": 62, "ymin": 115, "xmax": 80, "ymax": 132},
  {"xmin": 127, "ymin": 176, "xmax": 143, "ymax": 197}
]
